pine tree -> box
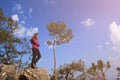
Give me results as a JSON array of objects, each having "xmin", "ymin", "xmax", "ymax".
[
  {"xmin": 47, "ymin": 21, "xmax": 73, "ymax": 80},
  {"xmin": 0, "ymin": 8, "xmax": 31, "ymax": 66}
]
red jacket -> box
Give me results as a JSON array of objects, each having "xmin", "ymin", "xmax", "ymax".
[{"xmin": 32, "ymin": 38, "xmax": 40, "ymax": 49}]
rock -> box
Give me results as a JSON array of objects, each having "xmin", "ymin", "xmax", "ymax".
[
  {"xmin": 0, "ymin": 64, "xmax": 50, "ymax": 80},
  {"xmin": 15, "ymin": 68, "xmax": 50, "ymax": 80},
  {"xmin": 0, "ymin": 64, "xmax": 16, "ymax": 80}
]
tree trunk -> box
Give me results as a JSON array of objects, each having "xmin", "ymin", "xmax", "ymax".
[
  {"xmin": 102, "ymin": 72, "xmax": 106, "ymax": 80},
  {"xmin": 18, "ymin": 54, "xmax": 23, "ymax": 71},
  {"xmin": 66, "ymin": 72, "xmax": 69, "ymax": 80},
  {"xmin": 53, "ymin": 40, "xmax": 57, "ymax": 80}
]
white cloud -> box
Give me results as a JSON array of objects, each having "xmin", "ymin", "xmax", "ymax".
[
  {"xmin": 81, "ymin": 18, "xmax": 94, "ymax": 27},
  {"xmin": 26, "ymin": 27, "xmax": 38, "ymax": 37},
  {"xmin": 14, "ymin": 24, "xmax": 38, "ymax": 37},
  {"xmin": 13, "ymin": 3, "xmax": 24, "ymax": 14},
  {"xmin": 12, "ymin": 3, "xmax": 38, "ymax": 37},
  {"xmin": 14, "ymin": 24, "xmax": 26, "ymax": 37},
  {"xmin": 20, "ymin": 20, "xmax": 25, "ymax": 24},
  {"xmin": 109, "ymin": 21, "xmax": 120, "ymax": 52},
  {"xmin": 29, "ymin": 8, "xmax": 33, "ymax": 14},
  {"xmin": 13, "ymin": 3, "xmax": 22, "ymax": 10},
  {"xmin": 97, "ymin": 45, "xmax": 102, "ymax": 50},
  {"xmin": 97, "ymin": 41, "xmax": 111, "ymax": 51},
  {"xmin": 111, "ymin": 46, "xmax": 120, "ymax": 52},
  {"xmin": 28, "ymin": 8, "xmax": 33, "ymax": 18},
  {"xmin": 108, "ymin": 56, "xmax": 120, "ymax": 67},
  {"xmin": 11, "ymin": 14, "xmax": 19, "ymax": 22},
  {"xmin": 105, "ymin": 41, "xmax": 110, "ymax": 46},
  {"xmin": 12, "ymin": 3, "xmax": 33, "ymax": 20}
]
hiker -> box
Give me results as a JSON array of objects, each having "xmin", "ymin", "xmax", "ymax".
[{"xmin": 30, "ymin": 33, "xmax": 41, "ymax": 68}]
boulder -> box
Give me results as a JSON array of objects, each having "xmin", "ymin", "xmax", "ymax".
[
  {"xmin": 15, "ymin": 68, "xmax": 50, "ymax": 80},
  {"xmin": 0, "ymin": 64, "xmax": 16, "ymax": 80}
]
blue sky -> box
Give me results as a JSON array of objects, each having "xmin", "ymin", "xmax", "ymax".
[{"xmin": 1, "ymin": 0, "xmax": 120, "ymax": 79}]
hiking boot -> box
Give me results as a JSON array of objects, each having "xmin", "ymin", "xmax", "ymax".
[{"xmin": 31, "ymin": 63, "xmax": 36, "ymax": 69}]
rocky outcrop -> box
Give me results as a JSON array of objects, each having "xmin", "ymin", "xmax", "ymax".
[
  {"xmin": 0, "ymin": 64, "xmax": 50, "ymax": 80},
  {"xmin": 15, "ymin": 68, "xmax": 50, "ymax": 80},
  {"xmin": 0, "ymin": 64, "xmax": 16, "ymax": 80}
]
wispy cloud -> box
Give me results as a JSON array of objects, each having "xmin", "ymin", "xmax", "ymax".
[
  {"xmin": 12, "ymin": 3, "xmax": 26, "ymax": 22},
  {"xmin": 97, "ymin": 41, "xmax": 111, "ymax": 51},
  {"xmin": 98, "ymin": 21, "xmax": 120, "ymax": 52},
  {"xmin": 13, "ymin": 3, "xmax": 22, "ymax": 11},
  {"xmin": 13, "ymin": 3, "xmax": 24, "ymax": 14},
  {"xmin": 14, "ymin": 24, "xmax": 38, "ymax": 37},
  {"xmin": 105, "ymin": 41, "xmax": 110, "ymax": 46},
  {"xmin": 12, "ymin": 3, "xmax": 33, "ymax": 19},
  {"xmin": 29, "ymin": 8, "xmax": 33, "ymax": 14},
  {"xmin": 28, "ymin": 8, "xmax": 33, "ymax": 18},
  {"xmin": 20, "ymin": 20, "xmax": 25, "ymax": 24},
  {"xmin": 14, "ymin": 24, "xmax": 26, "ymax": 37},
  {"xmin": 26, "ymin": 27, "xmax": 38, "ymax": 37},
  {"xmin": 12, "ymin": 3, "xmax": 37, "ymax": 37},
  {"xmin": 81, "ymin": 18, "xmax": 94, "ymax": 27},
  {"xmin": 108, "ymin": 56, "xmax": 120, "ymax": 67},
  {"xmin": 108, "ymin": 21, "xmax": 120, "ymax": 52},
  {"xmin": 97, "ymin": 45, "xmax": 103, "ymax": 50}
]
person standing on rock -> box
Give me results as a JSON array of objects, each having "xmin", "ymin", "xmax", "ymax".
[{"xmin": 30, "ymin": 33, "xmax": 41, "ymax": 68}]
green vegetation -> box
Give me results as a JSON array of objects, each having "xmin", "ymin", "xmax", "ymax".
[
  {"xmin": 50, "ymin": 60, "xmax": 111, "ymax": 80},
  {"xmin": 117, "ymin": 67, "xmax": 120, "ymax": 80},
  {"xmin": 0, "ymin": 8, "xmax": 31, "ymax": 69}
]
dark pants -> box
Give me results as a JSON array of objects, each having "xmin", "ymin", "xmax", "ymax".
[{"xmin": 31, "ymin": 48, "xmax": 41, "ymax": 68}]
